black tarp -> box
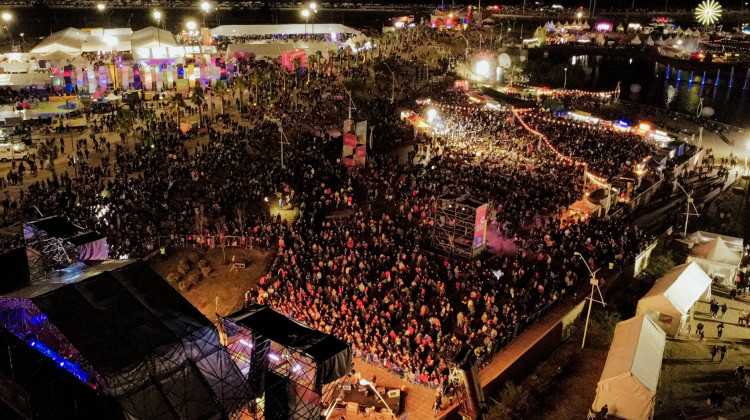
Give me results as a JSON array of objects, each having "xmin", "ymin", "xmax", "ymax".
[
  {"xmin": 24, "ymin": 216, "xmax": 83, "ymax": 238},
  {"xmin": 0, "ymin": 248, "xmax": 29, "ymax": 294},
  {"xmin": 229, "ymin": 305, "xmax": 352, "ymax": 388},
  {"xmin": 21, "ymin": 260, "xmax": 249, "ymax": 420},
  {"xmin": 0, "ymin": 329, "xmax": 125, "ymax": 420}
]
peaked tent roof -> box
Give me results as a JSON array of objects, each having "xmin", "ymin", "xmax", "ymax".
[
  {"xmin": 598, "ymin": 314, "xmax": 666, "ymax": 394},
  {"xmin": 30, "ymin": 27, "xmax": 89, "ymax": 54},
  {"xmin": 690, "ymin": 237, "xmax": 742, "ymax": 266},
  {"xmin": 688, "ymin": 231, "xmax": 744, "ymax": 253},
  {"xmin": 210, "ymin": 23, "xmax": 361, "ymax": 37},
  {"xmin": 642, "ymin": 262, "xmax": 712, "ymax": 315},
  {"xmin": 130, "ymin": 26, "xmax": 179, "ymax": 49}
]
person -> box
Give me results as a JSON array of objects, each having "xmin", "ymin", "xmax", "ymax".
[
  {"xmin": 710, "ymin": 345, "xmax": 718, "ymax": 362},
  {"xmin": 696, "ymin": 322, "xmax": 704, "ymax": 337},
  {"xmin": 720, "ymin": 345, "xmax": 727, "ymax": 363},
  {"xmin": 721, "ymin": 303, "xmax": 728, "ymax": 318},
  {"xmin": 600, "ymin": 404, "xmax": 608, "ymax": 419},
  {"xmin": 685, "ymin": 324, "xmax": 692, "ymax": 337},
  {"xmin": 717, "ymin": 322, "xmax": 725, "ymax": 339}
]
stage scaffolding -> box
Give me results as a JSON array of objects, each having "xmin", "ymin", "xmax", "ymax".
[
  {"xmin": 430, "ymin": 193, "xmax": 491, "ymax": 259},
  {"xmin": 222, "ymin": 305, "xmax": 352, "ymax": 420}
]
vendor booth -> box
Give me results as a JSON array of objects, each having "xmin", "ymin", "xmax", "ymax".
[
  {"xmin": 593, "ymin": 314, "xmax": 666, "ymax": 420},
  {"xmin": 687, "ymin": 236, "xmax": 742, "ymax": 287},
  {"xmin": 635, "ymin": 262, "xmax": 712, "ymax": 336}
]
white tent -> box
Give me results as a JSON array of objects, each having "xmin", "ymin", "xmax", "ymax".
[
  {"xmin": 687, "ymin": 237, "xmax": 742, "ymax": 286},
  {"xmin": 687, "ymin": 231, "xmax": 744, "ymax": 253},
  {"xmin": 635, "ymin": 262, "xmax": 711, "ymax": 336},
  {"xmin": 210, "ymin": 23, "xmax": 361, "ymax": 37},
  {"xmin": 582, "ymin": 21, "xmax": 591, "ymax": 30},
  {"xmin": 645, "ymin": 36, "xmax": 654, "ymax": 46},
  {"xmin": 684, "ymin": 28, "xmax": 693, "ymax": 36},
  {"xmin": 30, "ymin": 27, "xmax": 89, "ymax": 54},
  {"xmin": 655, "ymin": 36, "xmax": 665, "ymax": 46},
  {"xmin": 131, "ymin": 27, "xmax": 179, "ymax": 49},
  {"xmin": 630, "ymin": 35, "xmax": 642, "ymax": 45},
  {"xmin": 593, "ymin": 314, "xmax": 666, "ymax": 420}
]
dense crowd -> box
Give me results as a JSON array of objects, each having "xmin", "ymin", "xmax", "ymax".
[
  {"xmin": 523, "ymin": 111, "xmax": 657, "ymax": 178},
  {"xmin": 0, "ymin": 35, "xmax": 658, "ymax": 397}
]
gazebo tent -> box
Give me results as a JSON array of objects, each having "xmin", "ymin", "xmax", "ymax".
[
  {"xmin": 687, "ymin": 231, "xmax": 744, "ymax": 253},
  {"xmin": 687, "ymin": 237, "xmax": 742, "ymax": 286},
  {"xmin": 630, "ymin": 35, "xmax": 642, "ymax": 45},
  {"xmin": 635, "ymin": 262, "xmax": 711, "ymax": 336},
  {"xmin": 30, "ymin": 28, "xmax": 89, "ymax": 54},
  {"xmin": 593, "ymin": 314, "xmax": 666, "ymax": 420}
]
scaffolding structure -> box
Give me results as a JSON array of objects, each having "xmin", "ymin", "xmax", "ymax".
[
  {"xmin": 223, "ymin": 305, "xmax": 352, "ymax": 420},
  {"xmin": 0, "ymin": 260, "xmax": 251, "ymax": 420},
  {"xmin": 25, "ymin": 230, "xmax": 77, "ymax": 280},
  {"xmin": 430, "ymin": 194, "xmax": 490, "ymax": 259}
]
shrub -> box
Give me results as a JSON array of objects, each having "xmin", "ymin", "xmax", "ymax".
[
  {"xmin": 488, "ymin": 383, "xmax": 531, "ymax": 419},
  {"xmin": 178, "ymin": 281, "xmax": 190, "ymax": 291},
  {"xmin": 186, "ymin": 273, "xmax": 200, "ymax": 287},
  {"xmin": 200, "ymin": 266, "xmax": 212, "ymax": 277},
  {"xmin": 166, "ymin": 272, "xmax": 180, "ymax": 283},
  {"xmin": 187, "ymin": 253, "xmax": 200, "ymax": 264},
  {"xmin": 586, "ymin": 310, "xmax": 621, "ymax": 348},
  {"xmin": 197, "ymin": 259, "xmax": 208, "ymax": 268},
  {"xmin": 177, "ymin": 260, "xmax": 190, "ymax": 276}
]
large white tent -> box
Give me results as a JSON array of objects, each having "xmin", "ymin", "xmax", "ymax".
[
  {"xmin": 635, "ymin": 262, "xmax": 711, "ymax": 336},
  {"xmin": 592, "ymin": 314, "xmax": 666, "ymax": 420},
  {"xmin": 687, "ymin": 231, "xmax": 744, "ymax": 253},
  {"xmin": 30, "ymin": 28, "xmax": 90, "ymax": 54},
  {"xmin": 687, "ymin": 237, "xmax": 742, "ymax": 286},
  {"xmin": 210, "ymin": 23, "xmax": 361, "ymax": 37}
]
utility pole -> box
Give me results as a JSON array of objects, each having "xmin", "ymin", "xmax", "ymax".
[
  {"xmin": 574, "ymin": 252, "xmax": 605, "ymax": 349},
  {"xmin": 677, "ymin": 183, "xmax": 699, "ymax": 236}
]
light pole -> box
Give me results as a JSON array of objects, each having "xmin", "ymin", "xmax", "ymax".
[
  {"xmin": 574, "ymin": 252, "xmax": 605, "ymax": 349},
  {"xmin": 308, "ymin": 2, "xmax": 317, "ymax": 34},
  {"xmin": 359, "ymin": 379, "xmax": 397, "ymax": 420},
  {"xmin": 201, "ymin": 1, "xmax": 211, "ymax": 27},
  {"xmin": 2, "ymin": 12, "xmax": 12, "ymax": 46},
  {"xmin": 300, "ymin": 8, "xmax": 310, "ymax": 34},
  {"xmin": 186, "ymin": 20, "xmax": 197, "ymax": 44},
  {"xmin": 383, "ymin": 62, "xmax": 395, "ymax": 103},
  {"xmin": 563, "ymin": 67, "xmax": 568, "ymax": 89},
  {"xmin": 153, "ymin": 10, "xmax": 162, "ymax": 47}
]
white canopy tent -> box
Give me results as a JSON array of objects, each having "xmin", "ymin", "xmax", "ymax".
[
  {"xmin": 593, "ymin": 314, "xmax": 666, "ymax": 420},
  {"xmin": 210, "ymin": 23, "xmax": 361, "ymax": 37},
  {"xmin": 687, "ymin": 237, "xmax": 742, "ymax": 286},
  {"xmin": 687, "ymin": 231, "xmax": 744, "ymax": 253},
  {"xmin": 30, "ymin": 28, "xmax": 89, "ymax": 54},
  {"xmin": 635, "ymin": 262, "xmax": 712, "ymax": 336},
  {"xmin": 631, "ymin": 35, "xmax": 642, "ymax": 45}
]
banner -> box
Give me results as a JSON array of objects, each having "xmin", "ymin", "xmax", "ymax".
[
  {"xmin": 473, "ymin": 204, "xmax": 488, "ymax": 253},
  {"xmin": 343, "ymin": 133, "xmax": 357, "ymax": 148},
  {"xmin": 355, "ymin": 120, "xmax": 367, "ymax": 140},
  {"xmin": 355, "ymin": 145, "xmax": 366, "ymax": 159}
]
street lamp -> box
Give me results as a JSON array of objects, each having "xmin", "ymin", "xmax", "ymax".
[
  {"xmin": 153, "ymin": 10, "xmax": 162, "ymax": 47},
  {"xmin": 186, "ymin": 20, "xmax": 197, "ymax": 44},
  {"xmin": 97, "ymin": 3, "xmax": 106, "ymax": 11},
  {"xmin": 201, "ymin": 1, "xmax": 211, "ymax": 26},
  {"xmin": 574, "ymin": 252, "xmax": 605, "ymax": 349},
  {"xmin": 301, "ymin": 8, "xmax": 310, "ymax": 34},
  {"xmin": 563, "ymin": 67, "xmax": 568, "ymax": 89},
  {"xmin": 383, "ymin": 62, "xmax": 395, "ymax": 103},
  {"xmin": 2, "ymin": 12, "xmax": 12, "ymax": 22},
  {"xmin": 359, "ymin": 379, "xmax": 397, "ymax": 420},
  {"xmin": 577, "ymin": 11, "xmax": 582, "ymax": 20}
]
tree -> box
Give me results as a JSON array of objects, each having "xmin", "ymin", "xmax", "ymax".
[
  {"xmin": 142, "ymin": 108, "xmax": 157, "ymax": 143},
  {"xmin": 192, "ymin": 84, "xmax": 205, "ymax": 127},
  {"xmin": 114, "ymin": 107, "xmax": 134, "ymax": 145},
  {"xmin": 487, "ymin": 383, "xmax": 531, "ymax": 419},
  {"xmin": 170, "ymin": 93, "xmax": 186, "ymax": 127},
  {"xmin": 36, "ymin": 139, "xmax": 59, "ymax": 168},
  {"xmin": 212, "ymin": 81, "xmax": 228, "ymax": 115},
  {"xmin": 250, "ymin": 71, "xmax": 262, "ymax": 104},
  {"xmin": 232, "ymin": 76, "xmax": 247, "ymax": 110}
]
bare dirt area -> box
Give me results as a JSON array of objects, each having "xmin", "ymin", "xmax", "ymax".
[{"xmin": 149, "ymin": 246, "xmax": 274, "ymax": 319}]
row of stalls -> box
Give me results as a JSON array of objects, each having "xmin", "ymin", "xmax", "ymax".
[{"xmin": 592, "ymin": 232, "xmax": 744, "ymax": 419}]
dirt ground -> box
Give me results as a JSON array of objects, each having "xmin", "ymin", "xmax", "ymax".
[
  {"xmin": 532, "ymin": 341, "xmax": 609, "ymax": 420},
  {"xmin": 656, "ymin": 287, "xmax": 750, "ymax": 420},
  {"xmin": 149, "ymin": 246, "xmax": 274, "ymax": 320}
]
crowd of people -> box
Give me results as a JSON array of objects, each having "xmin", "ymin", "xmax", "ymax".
[{"xmin": 0, "ymin": 30, "xmax": 659, "ymax": 398}]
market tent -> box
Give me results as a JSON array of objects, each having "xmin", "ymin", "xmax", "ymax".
[
  {"xmin": 0, "ymin": 62, "xmax": 29, "ymax": 73},
  {"xmin": 211, "ymin": 23, "xmax": 360, "ymax": 37},
  {"xmin": 635, "ymin": 262, "xmax": 711, "ymax": 336},
  {"xmin": 687, "ymin": 237, "xmax": 742, "ymax": 286},
  {"xmin": 630, "ymin": 35, "xmax": 642, "ymax": 45},
  {"xmin": 131, "ymin": 26, "xmax": 179, "ymax": 49},
  {"xmin": 687, "ymin": 231, "xmax": 744, "ymax": 253},
  {"xmin": 30, "ymin": 27, "xmax": 89, "ymax": 54},
  {"xmin": 593, "ymin": 314, "xmax": 665, "ymax": 420},
  {"xmin": 645, "ymin": 36, "xmax": 654, "ymax": 46}
]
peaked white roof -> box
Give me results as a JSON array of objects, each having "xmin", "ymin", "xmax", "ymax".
[
  {"xmin": 646, "ymin": 36, "xmax": 654, "ymax": 45},
  {"xmin": 688, "ymin": 231, "xmax": 744, "ymax": 253},
  {"xmin": 582, "ymin": 21, "xmax": 590, "ymax": 29},
  {"xmin": 642, "ymin": 262, "xmax": 712, "ymax": 316},
  {"xmin": 131, "ymin": 26, "xmax": 179, "ymax": 49},
  {"xmin": 30, "ymin": 27, "xmax": 89, "ymax": 54},
  {"xmin": 690, "ymin": 237, "xmax": 742, "ymax": 266},
  {"xmin": 210, "ymin": 23, "xmax": 360, "ymax": 37},
  {"xmin": 631, "ymin": 35, "xmax": 642, "ymax": 45},
  {"xmin": 598, "ymin": 314, "xmax": 666, "ymax": 394}
]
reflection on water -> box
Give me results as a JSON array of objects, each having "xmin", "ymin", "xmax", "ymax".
[{"xmin": 533, "ymin": 53, "xmax": 750, "ymax": 128}]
